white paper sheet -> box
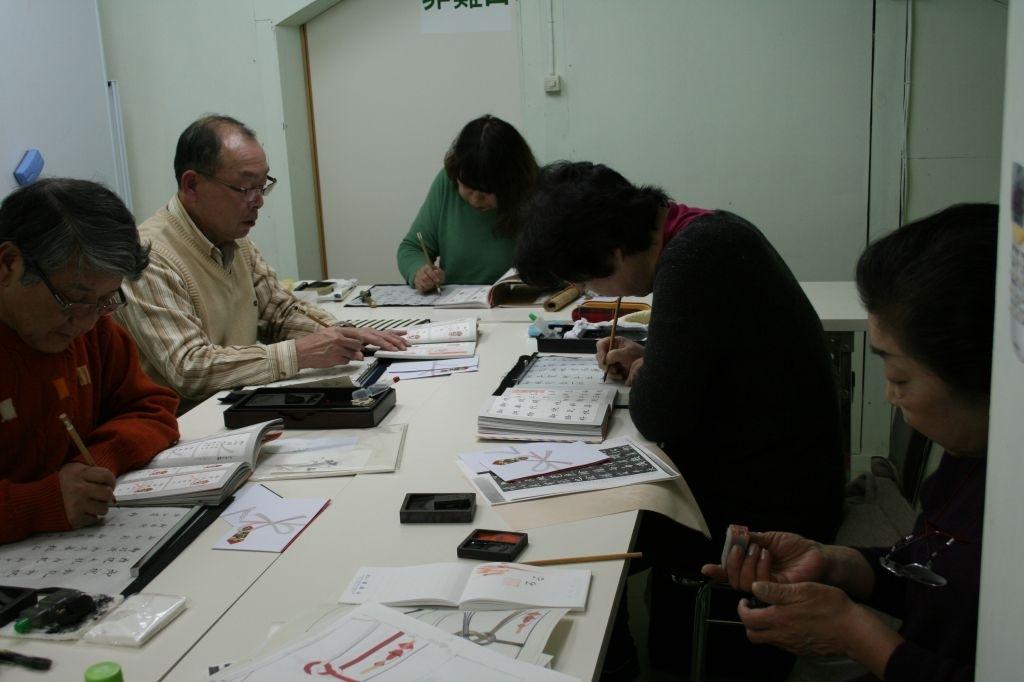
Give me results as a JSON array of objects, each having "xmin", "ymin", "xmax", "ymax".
[
  {"xmin": 375, "ymin": 341, "xmax": 476, "ymax": 360},
  {"xmin": 460, "ymin": 437, "xmax": 677, "ymax": 504},
  {"xmin": 215, "ymin": 485, "xmax": 328, "ymax": 553},
  {"xmin": 0, "ymin": 507, "xmax": 192, "ymax": 594},
  {"xmin": 459, "ymin": 442, "xmax": 609, "ymax": 482},
  {"xmin": 383, "ymin": 356, "xmax": 480, "ymax": 380},
  {"xmin": 209, "ymin": 603, "xmax": 576, "ymax": 681},
  {"xmin": 250, "ymin": 424, "xmax": 407, "ymax": 481}
]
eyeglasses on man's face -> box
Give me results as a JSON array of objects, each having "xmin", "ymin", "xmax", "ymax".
[
  {"xmin": 27, "ymin": 262, "xmax": 127, "ymax": 319},
  {"xmin": 199, "ymin": 172, "xmax": 277, "ymax": 202}
]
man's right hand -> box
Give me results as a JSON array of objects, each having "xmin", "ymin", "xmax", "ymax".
[
  {"xmin": 295, "ymin": 326, "xmax": 367, "ymax": 370},
  {"xmin": 59, "ymin": 462, "xmax": 116, "ymax": 528},
  {"xmin": 413, "ymin": 264, "xmax": 445, "ymax": 293}
]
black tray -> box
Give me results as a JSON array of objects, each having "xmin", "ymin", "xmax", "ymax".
[
  {"xmin": 223, "ymin": 387, "xmax": 395, "ymax": 429},
  {"xmin": 535, "ymin": 323, "xmax": 646, "ymax": 353}
]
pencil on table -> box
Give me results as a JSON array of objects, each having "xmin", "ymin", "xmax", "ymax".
[
  {"xmin": 524, "ymin": 552, "xmax": 642, "ymax": 567},
  {"xmin": 416, "ymin": 231, "xmax": 442, "ymax": 295},
  {"xmin": 58, "ymin": 413, "xmax": 97, "ymax": 467},
  {"xmin": 602, "ymin": 296, "xmax": 624, "ymax": 382}
]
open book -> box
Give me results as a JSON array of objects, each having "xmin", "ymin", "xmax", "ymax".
[
  {"xmin": 113, "ymin": 420, "xmax": 283, "ymax": 506},
  {"xmin": 339, "ymin": 561, "xmax": 591, "ymax": 611},
  {"xmin": 346, "ymin": 269, "xmax": 578, "ymax": 310},
  {"xmin": 478, "ymin": 386, "xmax": 617, "ymax": 443},
  {"xmin": 373, "ymin": 318, "xmax": 479, "ymax": 360}
]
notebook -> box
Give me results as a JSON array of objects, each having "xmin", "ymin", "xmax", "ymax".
[
  {"xmin": 112, "ymin": 419, "xmax": 283, "ymax": 505},
  {"xmin": 339, "ymin": 561, "xmax": 591, "ymax": 611},
  {"xmin": 478, "ymin": 386, "xmax": 617, "ymax": 443}
]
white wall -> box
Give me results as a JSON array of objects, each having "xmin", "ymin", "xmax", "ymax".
[
  {"xmin": 977, "ymin": 3, "xmax": 1024, "ymax": 678},
  {"xmin": 305, "ymin": 0, "xmax": 524, "ymax": 283},
  {"xmin": 0, "ymin": 0, "xmax": 117, "ymax": 200},
  {"xmin": 519, "ymin": 1, "xmax": 874, "ymax": 282},
  {"xmin": 97, "ymin": 0, "xmax": 319, "ymax": 279},
  {"xmin": 904, "ymin": 0, "xmax": 1006, "ymax": 221}
]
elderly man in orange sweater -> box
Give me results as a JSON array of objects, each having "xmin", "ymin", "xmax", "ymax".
[{"xmin": 0, "ymin": 179, "xmax": 180, "ymax": 544}]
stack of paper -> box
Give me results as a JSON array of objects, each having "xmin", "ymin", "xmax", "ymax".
[
  {"xmin": 478, "ymin": 386, "xmax": 617, "ymax": 443},
  {"xmin": 458, "ymin": 437, "xmax": 680, "ymax": 505}
]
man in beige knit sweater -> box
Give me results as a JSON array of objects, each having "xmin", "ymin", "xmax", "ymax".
[{"xmin": 117, "ymin": 115, "xmax": 406, "ymax": 405}]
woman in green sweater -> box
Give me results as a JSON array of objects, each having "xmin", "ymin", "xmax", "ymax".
[{"xmin": 396, "ymin": 115, "xmax": 538, "ymax": 292}]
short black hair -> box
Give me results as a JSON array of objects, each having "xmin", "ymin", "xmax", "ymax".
[
  {"xmin": 0, "ymin": 178, "xmax": 148, "ymax": 282},
  {"xmin": 857, "ymin": 203, "xmax": 998, "ymax": 404},
  {"xmin": 443, "ymin": 115, "xmax": 538, "ymax": 237},
  {"xmin": 513, "ymin": 161, "xmax": 670, "ymax": 288},
  {"xmin": 174, "ymin": 114, "xmax": 257, "ymax": 185}
]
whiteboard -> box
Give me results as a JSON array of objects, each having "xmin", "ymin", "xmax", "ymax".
[{"xmin": 0, "ymin": 0, "xmax": 118, "ymax": 201}]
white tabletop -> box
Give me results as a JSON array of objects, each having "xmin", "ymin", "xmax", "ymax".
[
  {"xmin": 166, "ymin": 323, "xmax": 649, "ymax": 681},
  {"xmin": 330, "ymin": 282, "xmax": 866, "ymax": 330}
]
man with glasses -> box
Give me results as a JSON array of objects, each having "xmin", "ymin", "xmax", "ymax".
[
  {"xmin": 0, "ymin": 179, "xmax": 179, "ymax": 543},
  {"xmin": 117, "ymin": 115, "xmax": 406, "ymax": 406}
]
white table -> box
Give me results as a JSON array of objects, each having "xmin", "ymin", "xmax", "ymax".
[
  {"xmin": 0, "ymin": 281, "xmax": 864, "ymax": 680},
  {"xmin": 165, "ymin": 323, "xmax": 655, "ymax": 681},
  {"xmin": 329, "ymin": 282, "xmax": 866, "ymax": 331}
]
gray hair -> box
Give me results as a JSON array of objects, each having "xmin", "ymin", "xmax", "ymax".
[{"xmin": 0, "ymin": 178, "xmax": 149, "ymax": 283}]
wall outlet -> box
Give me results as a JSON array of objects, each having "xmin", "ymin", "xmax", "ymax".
[{"xmin": 543, "ymin": 74, "xmax": 562, "ymax": 93}]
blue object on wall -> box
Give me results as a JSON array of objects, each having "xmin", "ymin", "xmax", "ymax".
[{"xmin": 13, "ymin": 149, "xmax": 44, "ymax": 186}]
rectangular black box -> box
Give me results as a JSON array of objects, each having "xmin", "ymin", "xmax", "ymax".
[
  {"xmin": 223, "ymin": 386, "xmax": 395, "ymax": 429},
  {"xmin": 399, "ymin": 493, "xmax": 476, "ymax": 523},
  {"xmin": 456, "ymin": 529, "xmax": 528, "ymax": 562}
]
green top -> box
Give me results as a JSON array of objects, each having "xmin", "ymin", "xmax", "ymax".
[
  {"xmin": 396, "ymin": 169, "xmax": 515, "ymax": 286},
  {"xmin": 84, "ymin": 661, "xmax": 124, "ymax": 682}
]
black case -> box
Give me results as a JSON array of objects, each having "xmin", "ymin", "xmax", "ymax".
[
  {"xmin": 535, "ymin": 324, "xmax": 647, "ymax": 353},
  {"xmin": 399, "ymin": 493, "xmax": 477, "ymax": 523},
  {"xmin": 223, "ymin": 387, "xmax": 395, "ymax": 429}
]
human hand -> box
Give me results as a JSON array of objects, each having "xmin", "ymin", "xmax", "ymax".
[
  {"xmin": 413, "ymin": 264, "xmax": 445, "ymax": 293},
  {"xmin": 625, "ymin": 357, "xmax": 645, "ymax": 386},
  {"xmin": 701, "ymin": 531, "xmax": 829, "ymax": 592},
  {"xmin": 738, "ymin": 582, "xmax": 861, "ymax": 657},
  {"xmin": 294, "ymin": 326, "xmax": 366, "ymax": 369},
  {"xmin": 59, "ymin": 462, "xmax": 116, "ymax": 528},
  {"xmin": 596, "ymin": 337, "xmax": 644, "ymax": 382},
  {"xmin": 340, "ymin": 327, "xmax": 409, "ymax": 351}
]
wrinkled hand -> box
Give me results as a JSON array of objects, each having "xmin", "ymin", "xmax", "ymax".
[
  {"xmin": 295, "ymin": 326, "xmax": 366, "ymax": 369},
  {"xmin": 596, "ymin": 337, "xmax": 645, "ymax": 383},
  {"xmin": 413, "ymin": 264, "xmax": 445, "ymax": 293},
  {"xmin": 738, "ymin": 582, "xmax": 859, "ymax": 657},
  {"xmin": 59, "ymin": 462, "xmax": 116, "ymax": 528},
  {"xmin": 340, "ymin": 327, "xmax": 408, "ymax": 352},
  {"xmin": 701, "ymin": 531, "xmax": 829, "ymax": 592}
]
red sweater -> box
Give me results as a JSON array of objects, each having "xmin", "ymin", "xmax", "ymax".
[{"xmin": 0, "ymin": 316, "xmax": 180, "ymax": 543}]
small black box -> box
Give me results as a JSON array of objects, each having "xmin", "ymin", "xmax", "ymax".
[
  {"xmin": 457, "ymin": 529, "xmax": 528, "ymax": 562},
  {"xmin": 223, "ymin": 387, "xmax": 395, "ymax": 429},
  {"xmin": 399, "ymin": 493, "xmax": 476, "ymax": 523}
]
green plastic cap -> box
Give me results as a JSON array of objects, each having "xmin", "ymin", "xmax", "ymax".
[
  {"xmin": 84, "ymin": 661, "xmax": 123, "ymax": 682},
  {"xmin": 13, "ymin": 617, "xmax": 31, "ymax": 634}
]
